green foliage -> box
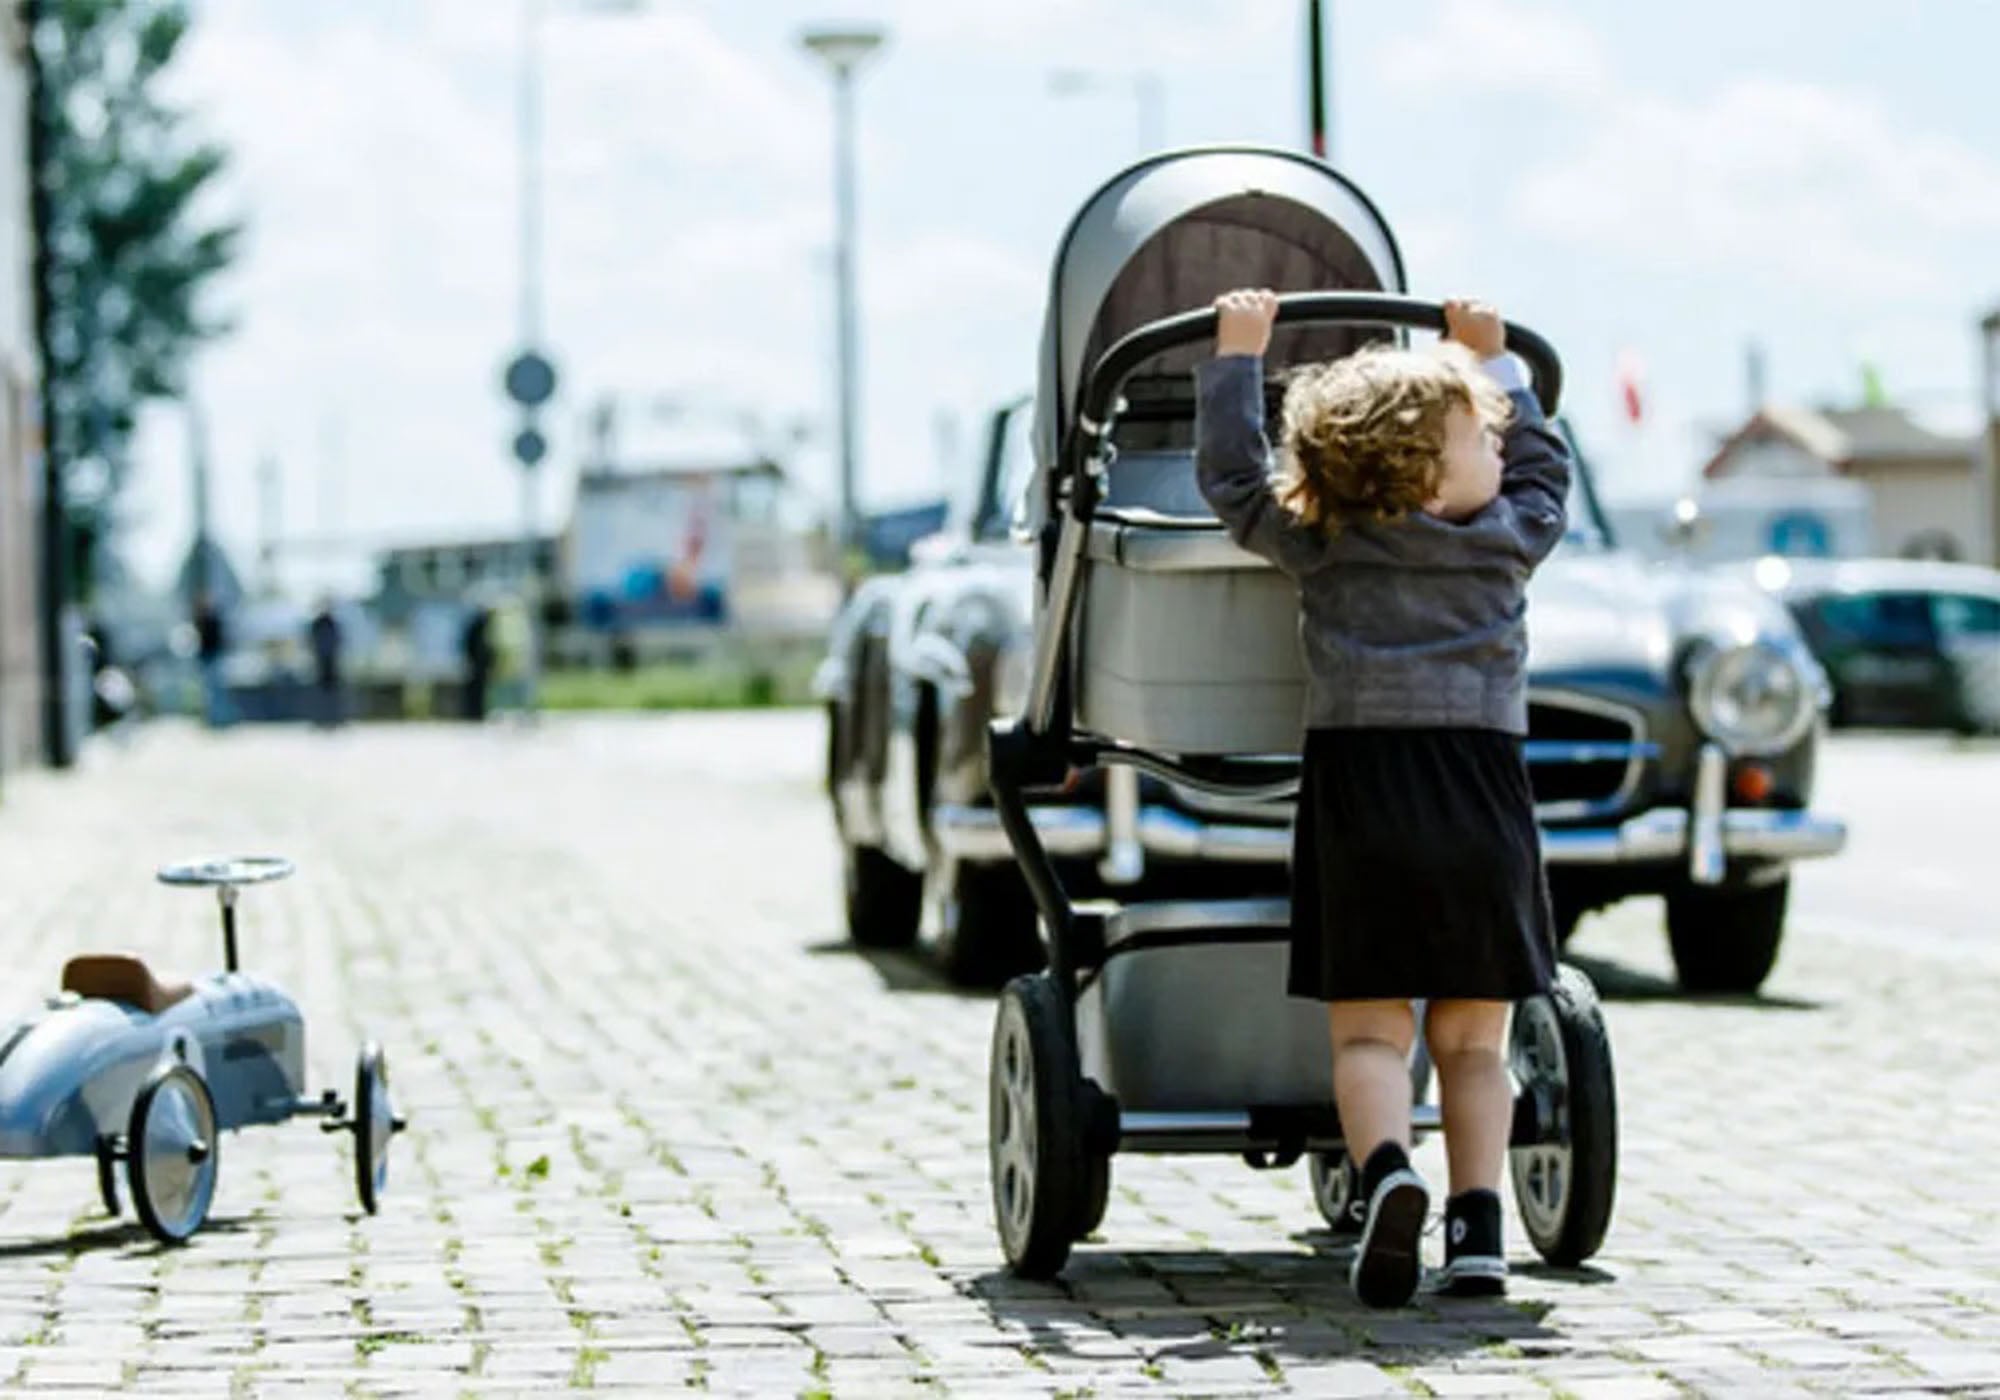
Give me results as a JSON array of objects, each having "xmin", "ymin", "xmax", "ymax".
[{"xmin": 33, "ymin": 0, "xmax": 242, "ymax": 597}]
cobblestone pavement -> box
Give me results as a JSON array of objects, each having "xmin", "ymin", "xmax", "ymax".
[{"xmin": 0, "ymin": 715, "xmax": 1995, "ymax": 1397}]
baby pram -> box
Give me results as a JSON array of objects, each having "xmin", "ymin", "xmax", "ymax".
[{"xmin": 987, "ymin": 146, "xmax": 1618, "ymax": 1279}]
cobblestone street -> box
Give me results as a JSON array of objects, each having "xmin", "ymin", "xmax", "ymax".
[{"xmin": 0, "ymin": 713, "xmax": 1995, "ymax": 1397}]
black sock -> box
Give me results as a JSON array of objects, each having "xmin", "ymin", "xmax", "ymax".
[{"xmin": 1359, "ymin": 1141, "xmax": 1411, "ymax": 1200}]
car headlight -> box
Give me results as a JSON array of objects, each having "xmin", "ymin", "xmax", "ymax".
[{"xmin": 1685, "ymin": 640, "xmax": 1817, "ymax": 756}]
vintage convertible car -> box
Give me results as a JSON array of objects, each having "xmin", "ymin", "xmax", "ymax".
[{"xmin": 820, "ymin": 392, "xmax": 1851, "ymax": 996}]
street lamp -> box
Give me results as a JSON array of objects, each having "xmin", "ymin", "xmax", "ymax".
[
  {"xmin": 1049, "ymin": 67, "xmax": 1165, "ymax": 156},
  {"xmin": 504, "ymin": 0, "xmax": 646, "ymax": 716},
  {"xmin": 800, "ymin": 25, "xmax": 886, "ymax": 575}
]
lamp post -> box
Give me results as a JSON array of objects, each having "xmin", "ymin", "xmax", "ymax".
[
  {"xmin": 800, "ymin": 26, "xmax": 885, "ymax": 573},
  {"xmin": 1306, "ymin": 0, "xmax": 1332, "ymax": 160},
  {"xmin": 1981, "ymin": 308, "xmax": 2000, "ymax": 567},
  {"xmin": 1049, "ymin": 67, "xmax": 1164, "ymax": 156}
]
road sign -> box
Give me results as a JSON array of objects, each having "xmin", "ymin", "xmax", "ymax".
[
  {"xmin": 513, "ymin": 426, "xmax": 548, "ymax": 468},
  {"xmin": 504, "ymin": 351, "xmax": 558, "ymax": 408}
]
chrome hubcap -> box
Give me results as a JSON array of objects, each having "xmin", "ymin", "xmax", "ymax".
[
  {"xmin": 990, "ymin": 1003, "xmax": 1038, "ymax": 1252},
  {"xmin": 138, "ymin": 1072, "xmax": 217, "ymax": 1238}
]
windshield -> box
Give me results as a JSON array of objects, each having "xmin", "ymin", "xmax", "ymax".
[
  {"xmin": 1552, "ymin": 417, "xmax": 1614, "ymax": 550},
  {"xmin": 972, "ymin": 397, "xmax": 1037, "ymax": 542},
  {"xmin": 972, "ymin": 400, "xmax": 1616, "ymax": 550}
]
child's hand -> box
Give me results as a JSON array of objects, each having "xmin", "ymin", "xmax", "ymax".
[
  {"xmin": 1214, "ymin": 288, "xmax": 1279, "ymax": 357},
  {"xmin": 1443, "ymin": 298, "xmax": 1505, "ymax": 358}
]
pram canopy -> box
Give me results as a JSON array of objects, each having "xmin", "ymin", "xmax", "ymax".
[{"xmin": 1031, "ymin": 147, "xmax": 1409, "ymax": 490}]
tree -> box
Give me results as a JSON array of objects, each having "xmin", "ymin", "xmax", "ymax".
[{"xmin": 30, "ymin": 0, "xmax": 241, "ymax": 601}]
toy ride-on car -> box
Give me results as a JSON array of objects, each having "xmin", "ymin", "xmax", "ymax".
[{"xmin": 0, "ymin": 856, "xmax": 406, "ymax": 1244}]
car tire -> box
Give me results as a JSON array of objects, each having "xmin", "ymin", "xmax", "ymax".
[
  {"xmin": 844, "ymin": 842, "xmax": 922, "ymax": 950},
  {"xmin": 1665, "ymin": 877, "xmax": 1789, "ymax": 995},
  {"xmin": 940, "ymin": 861, "xmax": 1046, "ymax": 989}
]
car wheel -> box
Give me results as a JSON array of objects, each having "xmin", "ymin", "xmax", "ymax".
[
  {"xmin": 1665, "ymin": 877, "xmax": 1789, "ymax": 994},
  {"xmin": 844, "ymin": 842, "xmax": 922, "ymax": 950},
  {"xmin": 941, "ymin": 861, "xmax": 1046, "ymax": 988}
]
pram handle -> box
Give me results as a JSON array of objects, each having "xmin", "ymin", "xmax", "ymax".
[{"xmin": 1070, "ymin": 293, "xmax": 1563, "ymax": 464}]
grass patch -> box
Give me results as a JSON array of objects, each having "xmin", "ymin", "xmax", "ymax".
[{"xmin": 539, "ymin": 655, "xmax": 818, "ymax": 712}]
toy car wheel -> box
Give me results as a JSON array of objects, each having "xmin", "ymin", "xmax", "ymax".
[
  {"xmin": 1308, "ymin": 1151, "xmax": 1362, "ymax": 1236},
  {"xmin": 95, "ymin": 1136, "xmax": 121, "ymax": 1218},
  {"xmin": 353, "ymin": 1042, "xmax": 401, "ymax": 1215},
  {"xmin": 127, "ymin": 1064, "xmax": 219, "ymax": 1244},
  {"xmin": 989, "ymin": 973, "xmax": 1087, "ymax": 1279},
  {"xmin": 1509, "ymin": 965, "xmax": 1618, "ymax": 1267}
]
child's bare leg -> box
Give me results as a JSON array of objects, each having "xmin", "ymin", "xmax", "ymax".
[
  {"xmin": 1328, "ymin": 1000, "xmax": 1416, "ymax": 1164},
  {"xmin": 1424, "ymin": 999, "xmax": 1512, "ymax": 1195}
]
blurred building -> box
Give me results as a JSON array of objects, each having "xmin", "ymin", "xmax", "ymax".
[
  {"xmin": 1702, "ymin": 403, "xmax": 1985, "ymax": 563},
  {"xmin": 564, "ymin": 456, "xmax": 837, "ymax": 657},
  {"xmin": 372, "ymin": 534, "xmax": 560, "ymax": 626},
  {"xmin": 0, "ymin": 18, "xmax": 42, "ymax": 774}
]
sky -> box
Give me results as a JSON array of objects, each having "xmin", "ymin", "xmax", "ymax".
[{"xmin": 119, "ymin": 0, "xmax": 2000, "ymax": 595}]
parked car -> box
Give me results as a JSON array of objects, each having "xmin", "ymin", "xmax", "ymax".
[
  {"xmin": 1742, "ymin": 557, "xmax": 2000, "ymax": 734},
  {"xmin": 818, "ymin": 393, "xmax": 1850, "ymax": 995}
]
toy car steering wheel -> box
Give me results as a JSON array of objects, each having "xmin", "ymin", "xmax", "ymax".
[{"xmin": 156, "ymin": 856, "xmax": 296, "ymax": 889}]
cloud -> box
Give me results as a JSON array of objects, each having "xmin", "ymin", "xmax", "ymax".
[
  {"xmin": 885, "ymin": 0, "xmax": 1293, "ymax": 66},
  {"xmin": 1510, "ymin": 77, "xmax": 2000, "ymax": 297},
  {"xmin": 1380, "ymin": 0, "xmax": 1610, "ymax": 101}
]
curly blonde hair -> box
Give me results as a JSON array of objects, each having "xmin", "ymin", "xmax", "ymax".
[{"xmin": 1273, "ymin": 342, "xmax": 1514, "ymax": 532}]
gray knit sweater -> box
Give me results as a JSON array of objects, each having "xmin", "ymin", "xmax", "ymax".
[{"xmin": 1193, "ymin": 352, "xmax": 1572, "ymax": 735}]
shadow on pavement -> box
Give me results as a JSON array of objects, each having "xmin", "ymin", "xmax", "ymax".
[
  {"xmin": 805, "ymin": 937, "xmax": 993, "ymax": 999},
  {"xmin": 0, "ymin": 1214, "xmax": 255, "ymax": 1260},
  {"xmin": 1561, "ymin": 953, "xmax": 1824, "ymax": 1011},
  {"xmin": 965, "ymin": 1244, "xmax": 1568, "ymax": 1368}
]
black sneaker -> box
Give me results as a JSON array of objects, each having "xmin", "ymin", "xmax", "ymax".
[
  {"xmin": 1348, "ymin": 1145, "xmax": 1430, "ymax": 1308},
  {"xmin": 1436, "ymin": 1188, "xmax": 1507, "ymax": 1297}
]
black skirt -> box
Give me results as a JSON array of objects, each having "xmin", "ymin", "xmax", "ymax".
[{"xmin": 1289, "ymin": 727, "xmax": 1556, "ymax": 1003}]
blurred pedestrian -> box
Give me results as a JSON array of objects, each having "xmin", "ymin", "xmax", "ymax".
[
  {"xmin": 308, "ymin": 597, "xmax": 345, "ymax": 728},
  {"xmin": 193, "ymin": 592, "xmax": 234, "ymax": 729},
  {"xmin": 460, "ymin": 598, "xmax": 494, "ymax": 722},
  {"xmin": 490, "ymin": 592, "xmax": 531, "ymax": 716}
]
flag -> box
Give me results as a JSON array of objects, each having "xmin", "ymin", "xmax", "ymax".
[
  {"xmin": 1860, "ymin": 360, "xmax": 1887, "ymax": 408},
  {"xmin": 1615, "ymin": 349, "xmax": 1645, "ymax": 425}
]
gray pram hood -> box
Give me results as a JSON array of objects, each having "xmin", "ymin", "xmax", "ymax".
[{"xmin": 1031, "ymin": 146, "xmax": 1409, "ymax": 490}]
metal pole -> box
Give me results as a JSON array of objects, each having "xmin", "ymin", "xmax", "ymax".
[
  {"xmin": 831, "ymin": 63, "xmax": 862, "ymax": 566},
  {"xmin": 518, "ymin": 0, "xmax": 544, "ymax": 712},
  {"xmin": 25, "ymin": 0, "xmax": 73, "ymax": 768},
  {"xmin": 1307, "ymin": 0, "xmax": 1329, "ymax": 159},
  {"xmin": 1982, "ymin": 310, "xmax": 2000, "ymax": 568}
]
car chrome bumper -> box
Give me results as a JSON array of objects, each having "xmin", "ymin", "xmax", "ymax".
[
  {"xmin": 936, "ymin": 791, "xmax": 1847, "ymax": 887},
  {"xmin": 1540, "ymin": 806, "xmax": 1848, "ymax": 871}
]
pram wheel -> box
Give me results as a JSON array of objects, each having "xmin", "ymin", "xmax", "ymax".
[
  {"xmin": 1074, "ymin": 1154, "xmax": 1112, "ymax": 1242},
  {"xmin": 990, "ymin": 973, "xmax": 1090, "ymax": 1278},
  {"xmin": 1308, "ymin": 1151, "xmax": 1363, "ymax": 1236},
  {"xmin": 1509, "ymin": 965, "xmax": 1618, "ymax": 1267}
]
